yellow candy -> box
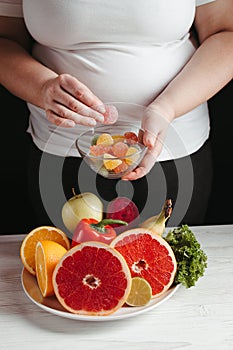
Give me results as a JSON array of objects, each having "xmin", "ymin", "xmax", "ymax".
[
  {"xmin": 103, "ymin": 153, "xmax": 122, "ymax": 170},
  {"xmin": 96, "ymin": 133, "xmax": 114, "ymax": 146},
  {"xmin": 125, "ymin": 146, "xmax": 139, "ymax": 165},
  {"xmin": 112, "ymin": 134, "xmax": 125, "ymax": 143}
]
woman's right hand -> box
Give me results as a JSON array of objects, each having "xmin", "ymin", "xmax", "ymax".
[{"xmin": 42, "ymin": 73, "xmax": 107, "ymax": 128}]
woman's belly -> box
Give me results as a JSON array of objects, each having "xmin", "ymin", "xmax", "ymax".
[
  {"xmin": 28, "ymin": 38, "xmax": 210, "ymax": 160},
  {"xmin": 33, "ymin": 37, "xmax": 194, "ymax": 117}
]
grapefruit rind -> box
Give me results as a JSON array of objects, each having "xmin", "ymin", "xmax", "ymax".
[
  {"xmin": 52, "ymin": 241, "xmax": 132, "ymax": 316},
  {"xmin": 110, "ymin": 228, "xmax": 177, "ymax": 298}
]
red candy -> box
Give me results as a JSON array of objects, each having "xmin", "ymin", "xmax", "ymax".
[
  {"xmin": 112, "ymin": 142, "xmax": 129, "ymax": 157},
  {"xmin": 103, "ymin": 105, "xmax": 119, "ymax": 124},
  {"xmin": 124, "ymin": 132, "xmax": 138, "ymax": 144}
]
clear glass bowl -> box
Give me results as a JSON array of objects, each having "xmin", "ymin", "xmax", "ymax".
[{"xmin": 76, "ymin": 122, "xmax": 147, "ymax": 179}]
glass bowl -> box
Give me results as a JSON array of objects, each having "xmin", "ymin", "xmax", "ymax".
[{"xmin": 76, "ymin": 122, "xmax": 147, "ymax": 179}]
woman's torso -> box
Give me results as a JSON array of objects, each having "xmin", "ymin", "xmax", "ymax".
[{"xmin": 3, "ymin": 0, "xmax": 213, "ymax": 159}]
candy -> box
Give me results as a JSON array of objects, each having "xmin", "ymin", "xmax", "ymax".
[
  {"xmin": 103, "ymin": 153, "xmax": 122, "ymax": 170},
  {"xmin": 125, "ymin": 146, "xmax": 139, "ymax": 165},
  {"xmin": 103, "ymin": 105, "xmax": 119, "ymax": 124},
  {"xmin": 113, "ymin": 161, "xmax": 129, "ymax": 174},
  {"xmin": 96, "ymin": 133, "xmax": 114, "ymax": 146},
  {"xmin": 89, "ymin": 145, "xmax": 112, "ymax": 156},
  {"xmin": 112, "ymin": 142, "xmax": 129, "ymax": 157},
  {"xmin": 124, "ymin": 132, "xmax": 138, "ymax": 144}
]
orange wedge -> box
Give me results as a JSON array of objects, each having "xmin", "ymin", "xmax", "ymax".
[
  {"xmin": 20, "ymin": 226, "xmax": 70, "ymax": 275},
  {"xmin": 35, "ymin": 240, "xmax": 67, "ymax": 297}
]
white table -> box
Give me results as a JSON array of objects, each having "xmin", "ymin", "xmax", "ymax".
[{"xmin": 0, "ymin": 225, "xmax": 233, "ymax": 350}]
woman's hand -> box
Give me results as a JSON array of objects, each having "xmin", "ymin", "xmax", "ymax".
[
  {"xmin": 42, "ymin": 73, "xmax": 108, "ymax": 128},
  {"xmin": 122, "ymin": 106, "xmax": 173, "ymax": 180}
]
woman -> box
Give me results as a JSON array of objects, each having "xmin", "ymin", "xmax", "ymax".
[{"xmin": 0, "ymin": 0, "xmax": 232, "ymax": 232}]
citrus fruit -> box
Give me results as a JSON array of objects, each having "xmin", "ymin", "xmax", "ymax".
[
  {"xmin": 52, "ymin": 242, "xmax": 132, "ymax": 315},
  {"xmin": 103, "ymin": 153, "xmax": 122, "ymax": 170},
  {"xmin": 111, "ymin": 228, "xmax": 177, "ymax": 298},
  {"xmin": 126, "ymin": 277, "xmax": 152, "ymax": 307},
  {"xmin": 20, "ymin": 226, "xmax": 70, "ymax": 275},
  {"xmin": 35, "ymin": 240, "xmax": 67, "ymax": 297},
  {"xmin": 96, "ymin": 133, "xmax": 114, "ymax": 146}
]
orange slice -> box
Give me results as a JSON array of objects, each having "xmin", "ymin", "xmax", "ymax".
[
  {"xmin": 35, "ymin": 240, "xmax": 67, "ymax": 297},
  {"xmin": 20, "ymin": 226, "xmax": 70, "ymax": 275}
]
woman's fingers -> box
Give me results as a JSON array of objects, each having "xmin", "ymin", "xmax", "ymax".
[
  {"xmin": 122, "ymin": 152, "xmax": 154, "ymax": 180},
  {"xmin": 142, "ymin": 129, "xmax": 157, "ymax": 149},
  {"xmin": 58, "ymin": 74, "xmax": 106, "ymax": 114},
  {"xmin": 42, "ymin": 73, "xmax": 109, "ymax": 126},
  {"xmin": 122, "ymin": 166, "xmax": 146, "ymax": 181},
  {"xmin": 46, "ymin": 110, "xmax": 96, "ymax": 127},
  {"xmin": 122, "ymin": 139, "xmax": 164, "ymax": 181},
  {"xmin": 52, "ymin": 96, "xmax": 104, "ymax": 123}
]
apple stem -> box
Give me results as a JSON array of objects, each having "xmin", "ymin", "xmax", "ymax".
[{"xmin": 72, "ymin": 187, "xmax": 76, "ymax": 196}]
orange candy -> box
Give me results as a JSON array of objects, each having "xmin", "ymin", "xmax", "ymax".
[{"xmin": 103, "ymin": 153, "xmax": 122, "ymax": 170}]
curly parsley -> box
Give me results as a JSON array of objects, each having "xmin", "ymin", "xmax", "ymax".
[{"xmin": 165, "ymin": 224, "xmax": 208, "ymax": 288}]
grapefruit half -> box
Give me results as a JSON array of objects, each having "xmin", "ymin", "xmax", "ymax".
[
  {"xmin": 52, "ymin": 242, "xmax": 131, "ymax": 316},
  {"xmin": 110, "ymin": 228, "xmax": 177, "ymax": 298}
]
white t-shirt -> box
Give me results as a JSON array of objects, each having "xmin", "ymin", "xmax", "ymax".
[{"xmin": 0, "ymin": 0, "xmax": 216, "ymax": 160}]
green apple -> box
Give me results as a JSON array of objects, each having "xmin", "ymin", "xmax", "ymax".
[{"xmin": 62, "ymin": 192, "xmax": 103, "ymax": 233}]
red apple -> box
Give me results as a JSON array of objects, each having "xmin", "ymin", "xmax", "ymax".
[{"xmin": 105, "ymin": 197, "xmax": 140, "ymax": 234}]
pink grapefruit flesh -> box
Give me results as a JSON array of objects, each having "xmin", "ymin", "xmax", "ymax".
[
  {"xmin": 110, "ymin": 228, "xmax": 177, "ymax": 298},
  {"xmin": 52, "ymin": 242, "xmax": 131, "ymax": 316}
]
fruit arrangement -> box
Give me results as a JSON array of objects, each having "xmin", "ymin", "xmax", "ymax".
[
  {"xmin": 88, "ymin": 131, "xmax": 144, "ymax": 175},
  {"xmin": 20, "ymin": 192, "xmax": 208, "ymax": 317}
]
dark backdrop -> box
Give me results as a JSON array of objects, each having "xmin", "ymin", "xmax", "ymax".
[{"xmin": 0, "ymin": 80, "xmax": 232, "ymax": 234}]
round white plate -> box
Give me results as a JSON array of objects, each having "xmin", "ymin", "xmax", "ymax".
[{"xmin": 21, "ymin": 268, "xmax": 180, "ymax": 321}]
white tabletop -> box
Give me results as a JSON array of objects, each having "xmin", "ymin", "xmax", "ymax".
[{"xmin": 0, "ymin": 225, "xmax": 233, "ymax": 350}]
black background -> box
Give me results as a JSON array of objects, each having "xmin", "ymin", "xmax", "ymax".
[{"xmin": 0, "ymin": 80, "xmax": 232, "ymax": 234}]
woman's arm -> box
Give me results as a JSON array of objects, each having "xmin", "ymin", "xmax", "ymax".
[
  {"xmin": 0, "ymin": 16, "xmax": 106, "ymax": 127},
  {"xmin": 0, "ymin": 17, "xmax": 57, "ymax": 107},
  {"xmin": 124, "ymin": 0, "xmax": 233, "ymax": 180}
]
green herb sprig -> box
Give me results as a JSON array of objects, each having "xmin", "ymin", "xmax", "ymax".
[{"xmin": 165, "ymin": 224, "xmax": 208, "ymax": 288}]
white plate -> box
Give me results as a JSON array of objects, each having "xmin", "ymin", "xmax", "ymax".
[{"xmin": 21, "ymin": 268, "xmax": 180, "ymax": 322}]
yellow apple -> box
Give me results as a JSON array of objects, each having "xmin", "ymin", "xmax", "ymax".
[{"xmin": 62, "ymin": 192, "xmax": 103, "ymax": 233}]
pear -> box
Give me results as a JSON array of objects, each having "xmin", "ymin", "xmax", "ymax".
[{"xmin": 139, "ymin": 199, "xmax": 172, "ymax": 236}]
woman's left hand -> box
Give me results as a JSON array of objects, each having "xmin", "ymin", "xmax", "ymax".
[{"xmin": 122, "ymin": 106, "xmax": 173, "ymax": 180}]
